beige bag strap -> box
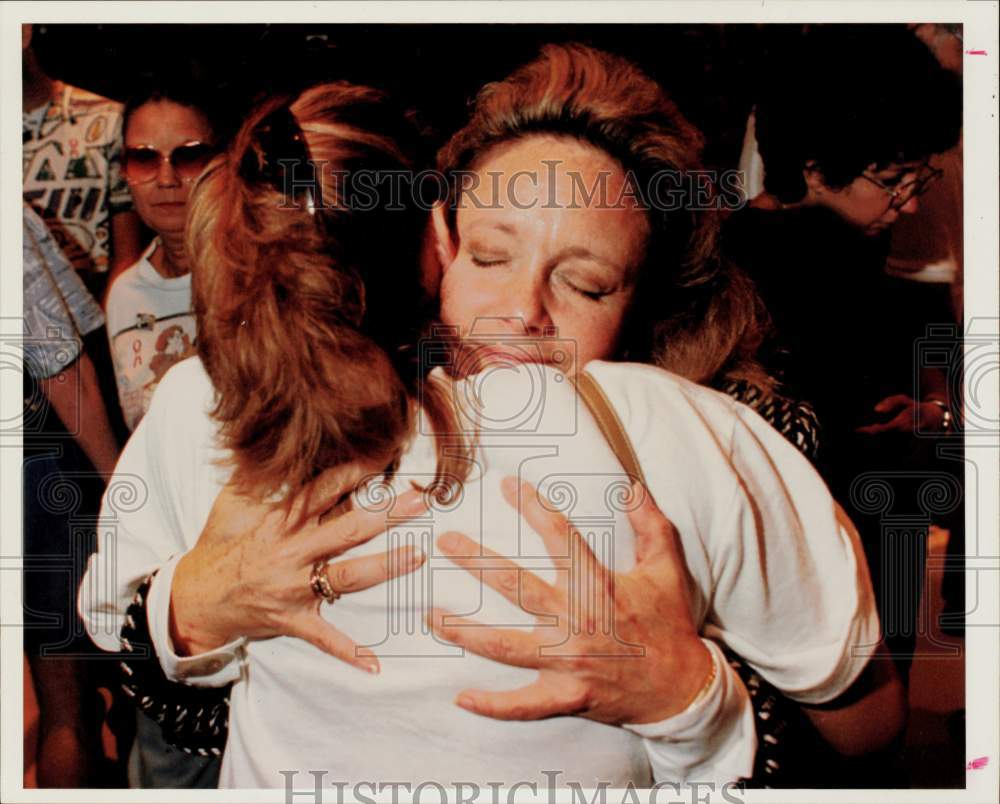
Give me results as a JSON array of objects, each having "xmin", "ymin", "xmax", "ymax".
[{"xmin": 573, "ymin": 370, "xmax": 647, "ymax": 487}]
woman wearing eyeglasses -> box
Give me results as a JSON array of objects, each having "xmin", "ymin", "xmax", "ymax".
[
  {"xmin": 722, "ymin": 25, "xmax": 962, "ymax": 694},
  {"xmin": 104, "ymin": 83, "xmax": 222, "ymax": 788},
  {"xmin": 106, "ymin": 85, "xmax": 217, "ymax": 433}
]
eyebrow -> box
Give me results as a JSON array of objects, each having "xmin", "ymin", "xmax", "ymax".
[
  {"xmin": 549, "ymin": 245, "xmax": 622, "ymax": 271},
  {"xmin": 465, "ymin": 220, "xmax": 518, "ymax": 237}
]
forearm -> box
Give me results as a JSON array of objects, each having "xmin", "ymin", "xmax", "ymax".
[
  {"xmin": 801, "ymin": 644, "xmax": 907, "ymax": 757},
  {"xmin": 40, "ymin": 354, "xmax": 120, "ymax": 478}
]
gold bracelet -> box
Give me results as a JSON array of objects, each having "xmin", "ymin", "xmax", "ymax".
[{"xmin": 685, "ymin": 646, "xmax": 719, "ymax": 711}]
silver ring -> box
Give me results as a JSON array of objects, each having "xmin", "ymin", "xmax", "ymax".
[{"xmin": 309, "ymin": 561, "xmax": 341, "ymax": 605}]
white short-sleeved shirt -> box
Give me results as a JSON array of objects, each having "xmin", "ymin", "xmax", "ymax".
[{"xmin": 81, "ymin": 356, "xmax": 878, "ymax": 789}]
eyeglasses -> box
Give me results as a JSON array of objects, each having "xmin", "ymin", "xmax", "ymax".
[
  {"xmin": 122, "ymin": 141, "xmax": 216, "ymax": 185},
  {"xmin": 860, "ymin": 162, "xmax": 944, "ymax": 211}
]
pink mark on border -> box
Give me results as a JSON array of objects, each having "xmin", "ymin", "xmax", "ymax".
[
  {"xmin": 966, "ymin": 50, "xmax": 988, "ymax": 56},
  {"xmin": 967, "ymin": 757, "xmax": 989, "ymax": 770}
]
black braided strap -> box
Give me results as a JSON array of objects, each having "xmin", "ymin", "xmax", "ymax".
[
  {"xmin": 725, "ymin": 649, "xmax": 838, "ymax": 788},
  {"xmin": 119, "ymin": 574, "xmax": 231, "ymax": 756},
  {"xmin": 722, "ymin": 380, "xmax": 821, "ymax": 462}
]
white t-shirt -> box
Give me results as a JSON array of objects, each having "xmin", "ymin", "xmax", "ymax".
[
  {"xmin": 105, "ymin": 239, "xmax": 197, "ymax": 431},
  {"xmin": 81, "ymin": 356, "xmax": 878, "ymax": 789}
]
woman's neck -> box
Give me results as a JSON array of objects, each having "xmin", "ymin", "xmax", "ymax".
[{"xmin": 150, "ymin": 233, "xmax": 191, "ymax": 279}]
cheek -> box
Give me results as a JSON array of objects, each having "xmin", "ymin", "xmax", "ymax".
[
  {"xmin": 554, "ymin": 302, "xmax": 628, "ymax": 364},
  {"xmin": 129, "ymin": 187, "xmax": 156, "ymax": 219},
  {"xmin": 438, "ymin": 265, "xmax": 482, "ymax": 329}
]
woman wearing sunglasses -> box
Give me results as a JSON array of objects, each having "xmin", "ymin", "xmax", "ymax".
[
  {"xmin": 104, "ymin": 83, "xmax": 222, "ymax": 788},
  {"xmin": 106, "ymin": 84, "xmax": 217, "ymax": 432}
]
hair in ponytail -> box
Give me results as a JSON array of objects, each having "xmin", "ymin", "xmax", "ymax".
[{"xmin": 187, "ymin": 82, "xmax": 468, "ymax": 506}]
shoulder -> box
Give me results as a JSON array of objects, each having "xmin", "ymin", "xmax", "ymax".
[
  {"xmin": 144, "ymin": 356, "xmax": 216, "ymax": 429},
  {"xmin": 64, "ymin": 83, "xmax": 122, "ymax": 114},
  {"xmin": 583, "ymin": 360, "xmax": 742, "ymax": 445}
]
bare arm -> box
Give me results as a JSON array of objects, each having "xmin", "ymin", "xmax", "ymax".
[
  {"xmin": 801, "ymin": 643, "xmax": 907, "ymax": 756},
  {"xmin": 40, "ymin": 352, "xmax": 121, "ymax": 479}
]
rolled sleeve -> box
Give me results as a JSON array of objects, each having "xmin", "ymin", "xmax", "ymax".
[
  {"xmin": 623, "ymin": 639, "xmax": 756, "ymax": 785},
  {"xmin": 147, "ymin": 553, "xmax": 246, "ymax": 687}
]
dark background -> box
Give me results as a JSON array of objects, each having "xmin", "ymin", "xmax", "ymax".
[{"xmin": 30, "ymin": 23, "xmax": 814, "ymax": 169}]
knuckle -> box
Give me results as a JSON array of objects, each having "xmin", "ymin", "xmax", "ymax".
[
  {"xmin": 329, "ymin": 561, "xmax": 356, "ymax": 591},
  {"xmin": 484, "ymin": 633, "xmax": 514, "ymax": 662},
  {"xmin": 496, "ymin": 569, "xmax": 520, "ymax": 594}
]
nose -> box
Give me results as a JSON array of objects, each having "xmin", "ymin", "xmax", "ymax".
[
  {"xmin": 898, "ymin": 194, "xmax": 920, "ymax": 215},
  {"xmin": 156, "ymin": 153, "xmax": 181, "ymax": 187},
  {"xmin": 500, "ymin": 271, "xmax": 553, "ymax": 337}
]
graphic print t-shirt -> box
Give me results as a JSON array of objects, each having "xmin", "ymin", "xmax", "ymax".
[
  {"xmin": 105, "ymin": 241, "xmax": 196, "ymax": 430},
  {"xmin": 23, "ymin": 81, "xmax": 133, "ymax": 275}
]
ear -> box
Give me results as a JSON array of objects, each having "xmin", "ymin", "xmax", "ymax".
[{"xmin": 431, "ymin": 202, "xmax": 457, "ymax": 268}]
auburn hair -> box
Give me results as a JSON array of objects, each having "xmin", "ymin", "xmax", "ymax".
[
  {"xmin": 187, "ymin": 82, "xmax": 467, "ymax": 507},
  {"xmin": 437, "ymin": 43, "xmax": 772, "ymax": 388}
]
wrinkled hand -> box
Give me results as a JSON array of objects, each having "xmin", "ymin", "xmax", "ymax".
[
  {"xmin": 170, "ymin": 461, "xmax": 428, "ymax": 673},
  {"xmin": 856, "ymin": 394, "xmax": 948, "ymax": 435},
  {"xmin": 428, "ymin": 477, "xmax": 712, "ymax": 725}
]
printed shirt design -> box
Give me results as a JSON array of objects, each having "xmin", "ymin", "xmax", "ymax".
[
  {"xmin": 111, "ymin": 311, "xmax": 197, "ymax": 431},
  {"xmin": 23, "ymin": 82, "xmax": 133, "ymax": 274}
]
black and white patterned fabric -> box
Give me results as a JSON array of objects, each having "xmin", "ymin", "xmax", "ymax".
[
  {"xmin": 722, "ymin": 379, "xmax": 821, "ymax": 461},
  {"xmin": 118, "ymin": 576, "xmax": 230, "ymax": 756}
]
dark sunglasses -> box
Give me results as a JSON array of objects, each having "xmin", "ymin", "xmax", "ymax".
[{"xmin": 123, "ymin": 141, "xmax": 216, "ymax": 185}]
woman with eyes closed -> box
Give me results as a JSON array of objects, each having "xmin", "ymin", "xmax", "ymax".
[{"xmin": 81, "ymin": 45, "xmax": 903, "ymax": 790}]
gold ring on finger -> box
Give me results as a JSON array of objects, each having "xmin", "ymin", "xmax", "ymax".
[{"xmin": 309, "ymin": 560, "xmax": 342, "ymax": 605}]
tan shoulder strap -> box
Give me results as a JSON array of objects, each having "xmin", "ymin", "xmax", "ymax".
[{"xmin": 573, "ymin": 370, "xmax": 646, "ymax": 487}]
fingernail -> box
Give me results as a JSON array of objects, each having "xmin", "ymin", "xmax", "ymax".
[
  {"xmin": 358, "ymin": 653, "xmax": 380, "ymax": 674},
  {"xmin": 404, "ymin": 546, "xmax": 426, "ymax": 567},
  {"xmin": 398, "ymin": 491, "xmax": 428, "ymax": 516},
  {"xmin": 456, "ymin": 693, "xmax": 475, "ymax": 709}
]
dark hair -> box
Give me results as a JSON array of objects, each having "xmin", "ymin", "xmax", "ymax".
[
  {"xmin": 755, "ymin": 25, "xmax": 962, "ymax": 203},
  {"xmin": 122, "ymin": 81, "xmax": 221, "ymax": 142},
  {"xmin": 438, "ymin": 42, "xmax": 773, "ymax": 388}
]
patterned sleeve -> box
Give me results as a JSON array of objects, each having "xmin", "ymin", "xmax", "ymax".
[
  {"xmin": 22, "ymin": 205, "xmax": 104, "ymax": 379},
  {"xmin": 106, "ymin": 106, "xmax": 134, "ymax": 215},
  {"xmin": 720, "ymin": 379, "xmax": 820, "ymax": 461}
]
